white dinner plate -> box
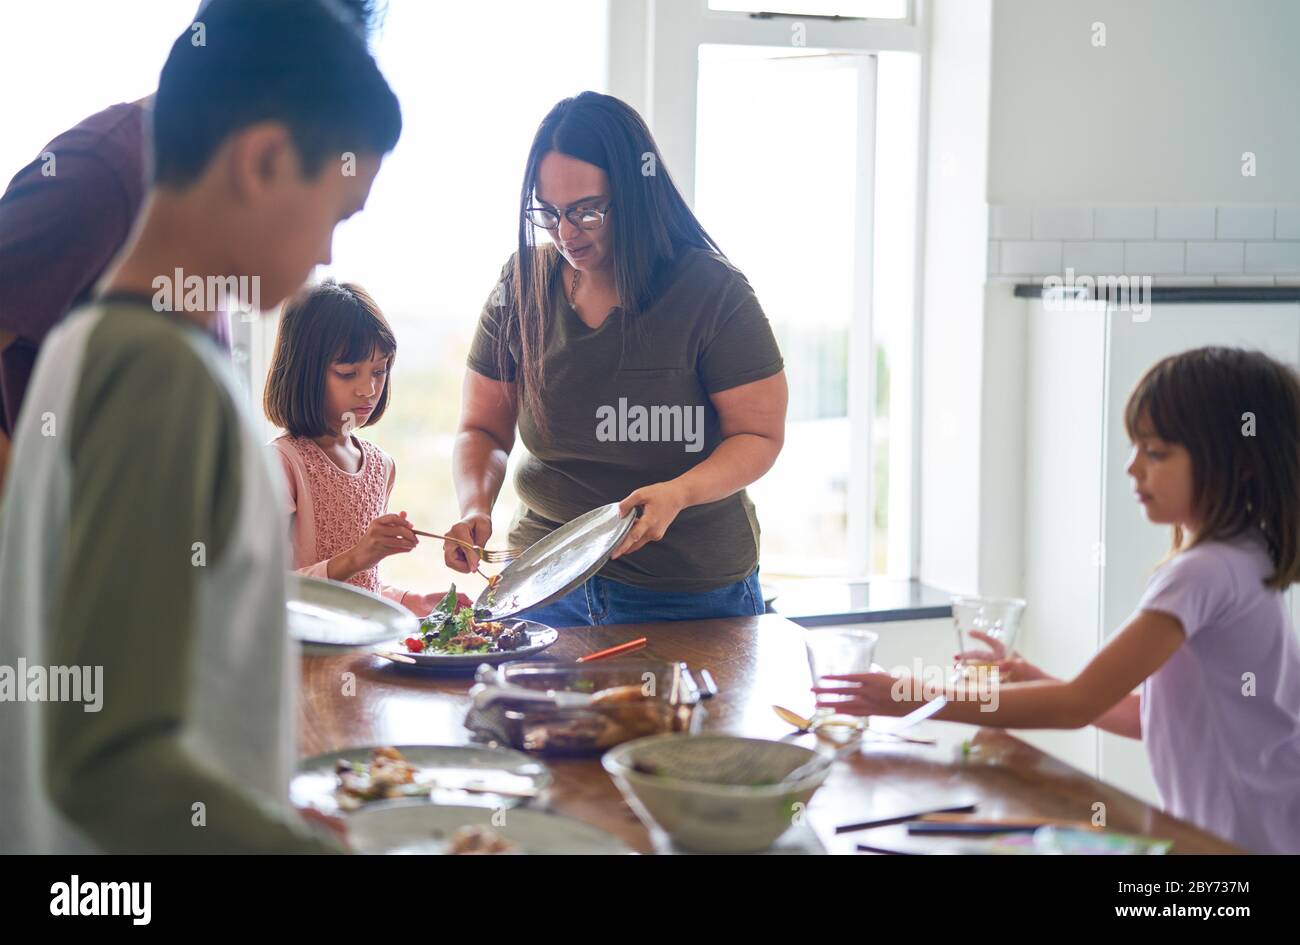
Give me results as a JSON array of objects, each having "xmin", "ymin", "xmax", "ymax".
[
  {"xmin": 380, "ymin": 619, "xmax": 558, "ymax": 670},
  {"xmin": 346, "ymin": 802, "xmax": 632, "ymax": 855},
  {"xmin": 287, "ymin": 573, "xmax": 419, "ymax": 652}
]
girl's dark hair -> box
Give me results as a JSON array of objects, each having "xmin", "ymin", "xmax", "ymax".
[
  {"xmin": 264, "ymin": 279, "xmax": 395, "ymax": 438},
  {"xmin": 504, "ymin": 91, "xmax": 723, "ymax": 433},
  {"xmin": 1124, "ymin": 346, "xmax": 1300, "ymax": 589}
]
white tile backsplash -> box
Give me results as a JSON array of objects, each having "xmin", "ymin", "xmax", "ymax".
[
  {"xmin": 1186, "ymin": 241, "xmax": 1244, "ymax": 273},
  {"xmin": 1062, "ymin": 241, "xmax": 1124, "ymax": 274},
  {"xmin": 1032, "ymin": 207, "xmax": 1093, "ymax": 240},
  {"xmin": 1094, "ymin": 207, "xmax": 1155, "ymax": 240},
  {"xmin": 1000, "ymin": 240, "xmax": 1062, "ymax": 275},
  {"xmin": 1123, "ymin": 241, "xmax": 1184, "ymax": 274},
  {"xmin": 1244, "ymin": 242, "xmax": 1300, "ymax": 273},
  {"xmin": 1217, "ymin": 207, "xmax": 1275, "ymax": 240},
  {"xmin": 1155, "ymin": 207, "xmax": 1216, "ymax": 240},
  {"xmin": 989, "ymin": 207, "xmax": 1032, "ymax": 240},
  {"xmin": 1276, "ymin": 209, "xmax": 1300, "ymax": 240},
  {"xmin": 988, "ymin": 205, "xmax": 1300, "ymax": 282}
]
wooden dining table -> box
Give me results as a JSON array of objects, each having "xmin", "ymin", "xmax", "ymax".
[{"xmin": 298, "ymin": 613, "xmax": 1244, "ymax": 854}]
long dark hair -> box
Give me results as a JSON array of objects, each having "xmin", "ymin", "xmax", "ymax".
[
  {"xmin": 1124, "ymin": 346, "xmax": 1300, "ymax": 589},
  {"xmin": 504, "ymin": 91, "xmax": 722, "ymax": 433}
]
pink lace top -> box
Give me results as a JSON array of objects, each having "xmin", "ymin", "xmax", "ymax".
[{"xmin": 270, "ymin": 433, "xmax": 417, "ymax": 612}]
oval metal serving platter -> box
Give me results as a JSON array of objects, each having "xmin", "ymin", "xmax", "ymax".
[{"xmin": 472, "ymin": 502, "xmax": 637, "ymax": 621}]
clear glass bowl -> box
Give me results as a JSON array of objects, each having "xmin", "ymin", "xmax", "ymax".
[{"xmin": 466, "ymin": 659, "xmax": 707, "ymax": 756}]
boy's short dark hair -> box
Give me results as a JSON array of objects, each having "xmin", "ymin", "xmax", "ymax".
[
  {"xmin": 153, "ymin": 0, "xmax": 401, "ymax": 187},
  {"xmin": 264, "ymin": 280, "xmax": 396, "ymax": 438}
]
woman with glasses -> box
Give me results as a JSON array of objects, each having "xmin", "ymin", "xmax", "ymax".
[{"xmin": 443, "ymin": 91, "xmax": 787, "ymax": 626}]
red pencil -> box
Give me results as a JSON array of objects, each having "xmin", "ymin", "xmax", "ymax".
[{"xmin": 576, "ymin": 637, "xmax": 648, "ymax": 662}]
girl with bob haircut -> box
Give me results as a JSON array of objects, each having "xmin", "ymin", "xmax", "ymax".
[
  {"xmin": 265, "ymin": 279, "xmax": 458, "ymax": 617},
  {"xmin": 816, "ymin": 346, "xmax": 1300, "ymax": 853}
]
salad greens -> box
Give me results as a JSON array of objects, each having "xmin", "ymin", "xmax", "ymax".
[
  {"xmin": 400, "ymin": 583, "xmax": 523, "ymax": 656},
  {"xmin": 418, "ymin": 584, "xmax": 485, "ymax": 653}
]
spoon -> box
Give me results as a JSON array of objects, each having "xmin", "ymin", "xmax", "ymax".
[{"xmin": 772, "ymin": 704, "xmax": 938, "ymax": 746}]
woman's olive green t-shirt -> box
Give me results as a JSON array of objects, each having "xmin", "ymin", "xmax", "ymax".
[{"xmin": 466, "ymin": 249, "xmax": 784, "ymax": 592}]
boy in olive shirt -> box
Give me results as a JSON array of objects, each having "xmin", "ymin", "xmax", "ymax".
[{"xmin": 0, "ymin": 0, "xmax": 400, "ymax": 853}]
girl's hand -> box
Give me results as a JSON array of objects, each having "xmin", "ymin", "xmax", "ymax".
[
  {"xmin": 349, "ymin": 511, "xmax": 418, "ymax": 572},
  {"xmin": 955, "ymin": 629, "xmax": 1051, "ymax": 683},
  {"xmin": 444, "ymin": 511, "xmax": 492, "ymax": 573},
  {"xmin": 954, "ymin": 628, "xmax": 1011, "ymax": 663},
  {"xmin": 812, "ymin": 670, "xmax": 914, "ymax": 718},
  {"xmin": 409, "ymin": 590, "xmax": 473, "ymax": 617},
  {"xmin": 612, "ymin": 481, "xmax": 689, "ymax": 559}
]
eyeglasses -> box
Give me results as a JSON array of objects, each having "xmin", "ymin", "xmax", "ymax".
[{"xmin": 523, "ymin": 201, "xmax": 612, "ymax": 231}]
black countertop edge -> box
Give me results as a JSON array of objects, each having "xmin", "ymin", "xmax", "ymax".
[
  {"xmin": 1013, "ymin": 283, "xmax": 1300, "ymax": 303},
  {"xmin": 765, "ymin": 578, "xmax": 955, "ymax": 626},
  {"xmin": 782, "ymin": 605, "xmax": 954, "ymax": 627}
]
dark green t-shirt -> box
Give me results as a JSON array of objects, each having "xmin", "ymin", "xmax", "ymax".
[{"xmin": 467, "ymin": 248, "xmax": 784, "ymax": 592}]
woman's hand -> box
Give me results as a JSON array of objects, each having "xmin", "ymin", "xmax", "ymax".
[
  {"xmin": 612, "ymin": 481, "xmax": 689, "ymax": 560},
  {"xmin": 408, "ymin": 589, "xmax": 473, "ymax": 617},
  {"xmin": 331, "ymin": 511, "xmax": 417, "ymax": 580},
  {"xmin": 812, "ymin": 670, "xmax": 914, "ymax": 718},
  {"xmin": 444, "ymin": 511, "xmax": 492, "ymax": 573}
]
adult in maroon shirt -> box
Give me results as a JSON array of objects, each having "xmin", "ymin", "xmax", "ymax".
[
  {"xmin": 0, "ymin": 0, "xmax": 381, "ymax": 489},
  {"xmin": 0, "ymin": 101, "xmax": 149, "ymax": 485}
]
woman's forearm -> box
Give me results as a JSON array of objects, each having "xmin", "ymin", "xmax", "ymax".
[
  {"xmin": 672, "ymin": 433, "xmax": 781, "ymax": 507},
  {"xmin": 453, "ymin": 427, "xmax": 511, "ymax": 515}
]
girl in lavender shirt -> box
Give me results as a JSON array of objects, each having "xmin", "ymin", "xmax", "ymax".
[{"xmin": 818, "ymin": 347, "xmax": 1300, "ymax": 853}]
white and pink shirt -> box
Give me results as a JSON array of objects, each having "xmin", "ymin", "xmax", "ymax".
[{"xmin": 270, "ymin": 433, "xmax": 417, "ymax": 614}]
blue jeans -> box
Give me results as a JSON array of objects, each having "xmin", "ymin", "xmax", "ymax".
[{"xmin": 519, "ymin": 569, "xmax": 764, "ymax": 627}]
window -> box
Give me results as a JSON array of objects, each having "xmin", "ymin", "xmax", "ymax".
[
  {"xmin": 621, "ymin": 1, "xmax": 924, "ymax": 580},
  {"xmin": 694, "ymin": 45, "xmax": 876, "ymax": 576},
  {"xmin": 310, "ymin": 0, "xmax": 609, "ymax": 592},
  {"xmin": 0, "ymin": 1, "xmax": 194, "ymax": 181}
]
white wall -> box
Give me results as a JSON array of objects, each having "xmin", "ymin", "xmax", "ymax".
[
  {"xmin": 954, "ymin": 0, "xmax": 1300, "ymax": 605},
  {"xmin": 988, "ymin": 0, "xmax": 1300, "ymax": 206},
  {"xmin": 916, "ymin": 0, "xmax": 993, "ymax": 596}
]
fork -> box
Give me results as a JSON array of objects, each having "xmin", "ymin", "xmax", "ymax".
[{"xmin": 410, "ymin": 529, "xmax": 522, "ymax": 564}]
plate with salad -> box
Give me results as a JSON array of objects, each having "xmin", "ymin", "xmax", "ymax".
[{"xmin": 381, "ymin": 584, "xmax": 558, "ymax": 668}]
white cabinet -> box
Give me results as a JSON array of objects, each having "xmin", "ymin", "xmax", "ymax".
[{"xmin": 1016, "ymin": 297, "xmax": 1300, "ymax": 802}]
